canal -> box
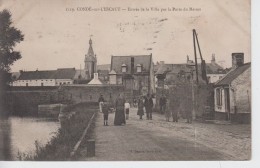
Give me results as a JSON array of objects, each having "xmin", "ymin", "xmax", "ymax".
[{"xmin": 0, "ymin": 116, "xmax": 60, "ymax": 160}]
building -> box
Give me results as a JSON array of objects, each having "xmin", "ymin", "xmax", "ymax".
[
  {"xmin": 205, "ymin": 54, "xmax": 227, "ymax": 83},
  {"xmin": 84, "ymin": 38, "xmax": 97, "ymax": 80},
  {"xmin": 155, "ymin": 55, "xmax": 226, "ymax": 87},
  {"xmin": 109, "ymin": 54, "xmax": 155, "ymax": 97},
  {"xmin": 12, "ymin": 68, "xmax": 76, "ymax": 86},
  {"xmin": 214, "ymin": 53, "xmax": 251, "ymax": 123}
]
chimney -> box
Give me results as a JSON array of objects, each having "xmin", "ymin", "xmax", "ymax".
[
  {"xmin": 232, "ymin": 53, "xmax": 244, "ymax": 68},
  {"xmin": 211, "ymin": 54, "xmax": 216, "ymax": 64}
]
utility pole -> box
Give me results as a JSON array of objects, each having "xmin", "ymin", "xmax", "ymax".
[
  {"xmin": 191, "ymin": 70, "xmax": 196, "ymax": 120},
  {"xmin": 193, "ymin": 29, "xmax": 199, "ymax": 84}
]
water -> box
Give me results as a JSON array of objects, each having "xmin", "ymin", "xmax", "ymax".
[{"xmin": 8, "ymin": 116, "xmax": 60, "ymax": 160}]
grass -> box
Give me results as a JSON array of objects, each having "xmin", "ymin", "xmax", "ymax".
[{"xmin": 18, "ymin": 102, "xmax": 97, "ymax": 161}]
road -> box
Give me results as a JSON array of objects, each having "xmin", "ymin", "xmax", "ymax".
[{"xmin": 79, "ymin": 108, "xmax": 251, "ymax": 161}]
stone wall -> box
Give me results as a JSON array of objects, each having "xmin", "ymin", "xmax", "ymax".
[
  {"xmin": 5, "ymin": 85, "xmax": 127, "ymax": 116},
  {"xmin": 61, "ymin": 85, "xmax": 125, "ymax": 105},
  {"xmin": 5, "ymin": 89, "xmax": 65, "ymax": 116}
]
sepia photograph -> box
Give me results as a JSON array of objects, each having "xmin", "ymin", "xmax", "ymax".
[{"xmin": 0, "ymin": 0, "xmax": 254, "ymax": 165}]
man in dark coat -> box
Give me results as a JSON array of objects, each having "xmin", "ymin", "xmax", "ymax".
[
  {"xmin": 144, "ymin": 94, "xmax": 153, "ymax": 120},
  {"xmin": 159, "ymin": 95, "xmax": 167, "ymax": 114}
]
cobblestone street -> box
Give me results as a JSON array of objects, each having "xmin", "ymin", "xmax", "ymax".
[{"xmin": 80, "ymin": 108, "xmax": 251, "ymax": 161}]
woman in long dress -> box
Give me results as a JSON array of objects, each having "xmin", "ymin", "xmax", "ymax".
[
  {"xmin": 114, "ymin": 94, "xmax": 126, "ymax": 125},
  {"xmin": 137, "ymin": 96, "xmax": 144, "ymax": 119}
]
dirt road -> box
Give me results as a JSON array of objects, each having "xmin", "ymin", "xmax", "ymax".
[{"xmin": 80, "ymin": 108, "xmax": 250, "ymax": 161}]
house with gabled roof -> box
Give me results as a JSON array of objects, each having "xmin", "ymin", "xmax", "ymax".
[
  {"xmin": 12, "ymin": 68, "xmax": 76, "ymax": 86},
  {"xmin": 214, "ymin": 53, "xmax": 251, "ymax": 123},
  {"xmin": 109, "ymin": 54, "xmax": 155, "ymax": 97}
]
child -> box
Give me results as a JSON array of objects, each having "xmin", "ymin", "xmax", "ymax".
[
  {"xmin": 102, "ymin": 102, "xmax": 109, "ymax": 126},
  {"xmin": 124, "ymin": 101, "xmax": 130, "ymax": 120}
]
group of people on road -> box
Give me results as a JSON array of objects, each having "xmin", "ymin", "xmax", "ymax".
[
  {"xmin": 98, "ymin": 93, "xmax": 130, "ymax": 126},
  {"xmin": 98, "ymin": 93, "xmax": 155, "ymax": 126},
  {"xmin": 98, "ymin": 92, "xmax": 193, "ymax": 126},
  {"xmin": 159, "ymin": 94, "xmax": 192, "ymax": 123}
]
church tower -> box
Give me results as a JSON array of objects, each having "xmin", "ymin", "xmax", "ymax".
[{"xmin": 85, "ymin": 38, "xmax": 97, "ymax": 79}]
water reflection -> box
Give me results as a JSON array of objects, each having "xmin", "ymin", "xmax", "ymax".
[{"xmin": 9, "ymin": 117, "xmax": 60, "ymax": 160}]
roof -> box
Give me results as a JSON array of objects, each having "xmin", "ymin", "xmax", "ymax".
[
  {"xmin": 109, "ymin": 69, "xmax": 117, "ymax": 75},
  {"xmin": 18, "ymin": 70, "xmax": 56, "ymax": 80},
  {"xmin": 155, "ymin": 64, "xmax": 190, "ymax": 75},
  {"xmin": 215, "ymin": 63, "xmax": 251, "ymax": 86},
  {"xmin": 203, "ymin": 62, "xmax": 226, "ymax": 74},
  {"xmin": 97, "ymin": 64, "xmax": 110, "ymax": 71},
  {"xmin": 88, "ymin": 73, "xmax": 103, "ymax": 85},
  {"xmin": 18, "ymin": 68, "xmax": 76, "ymax": 80},
  {"xmin": 85, "ymin": 38, "xmax": 96, "ymax": 62},
  {"xmin": 111, "ymin": 55, "xmax": 152, "ymax": 74},
  {"xmin": 54, "ymin": 68, "xmax": 76, "ymax": 79},
  {"xmin": 155, "ymin": 61, "xmax": 226, "ymax": 75}
]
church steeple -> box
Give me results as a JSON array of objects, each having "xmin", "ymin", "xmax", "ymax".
[{"xmin": 85, "ymin": 38, "xmax": 97, "ymax": 79}]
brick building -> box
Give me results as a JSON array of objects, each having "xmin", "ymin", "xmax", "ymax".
[{"xmin": 214, "ymin": 53, "xmax": 251, "ymax": 123}]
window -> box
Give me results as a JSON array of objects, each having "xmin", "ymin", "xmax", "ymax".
[
  {"xmin": 216, "ymin": 88, "xmax": 222, "ymax": 106},
  {"xmin": 137, "ymin": 64, "xmax": 142, "ymax": 72},
  {"xmin": 41, "ymin": 83, "xmax": 44, "ymax": 86},
  {"xmin": 121, "ymin": 64, "xmax": 127, "ymax": 73}
]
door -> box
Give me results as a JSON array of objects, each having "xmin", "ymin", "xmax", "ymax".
[{"xmin": 224, "ymin": 88, "xmax": 230, "ymax": 120}]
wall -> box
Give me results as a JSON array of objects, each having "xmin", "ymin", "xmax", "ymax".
[
  {"xmin": 12, "ymin": 79, "xmax": 73, "ymax": 87},
  {"xmin": 5, "ymin": 89, "xmax": 64, "ymax": 116},
  {"xmin": 5, "ymin": 85, "xmax": 127, "ymax": 115},
  {"xmin": 231, "ymin": 67, "xmax": 251, "ymax": 114},
  {"xmin": 12, "ymin": 79, "xmax": 56, "ymax": 86},
  {"xmin": 60, "ymin": 85, "xmax": 125, "ymax": 104}
]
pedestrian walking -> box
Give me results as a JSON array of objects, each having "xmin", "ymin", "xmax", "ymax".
[
  {"xmin": 125, "ymin": 101, "xmax": 130, "ymax": 120},
  {"xmin": 159, "ymin": 94, "xmax": 167, "ymax": 114},
  {"xmin": 152, "ymin": 94, "xmax": 156, "ymax": 111},
  {"xmin": 114, "ymin": 93, "xmax": 126, "ymax": 126},
  {"xmin": 133, "ymin": 98, "xmax": 137, "ymax": 108},
  {"xmin": 98, "ymin": 94, "xmax": 105, "ymax": 113},
  {"xmin": 137, "ymin": 96, "xmax": 144, "ymax": 119},
  {"xmin": 144, "ymin": 94, "xmax": 153, "ymax": 120},
  {"xmin": 102, "ymin": 102, "xmax": 110, "ymax": 126}
]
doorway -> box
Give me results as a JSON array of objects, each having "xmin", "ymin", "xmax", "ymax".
[{"xmin": 224, "ymin": 88, "xmax": 230, "ymax": 120}]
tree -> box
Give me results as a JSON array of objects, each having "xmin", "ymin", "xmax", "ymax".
[{"xmin": 0, "ymin": 9, "xmax": 24, "ymax": 115}]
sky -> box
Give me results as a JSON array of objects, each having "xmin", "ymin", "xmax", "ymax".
[{"xmin": 0, "ymin": 0, "xmax": 251, "ymax": 72}]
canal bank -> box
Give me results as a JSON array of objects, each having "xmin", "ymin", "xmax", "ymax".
[{"xmin": 19, "ymin": 102, "xmax": 97, "ymax": 161}]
